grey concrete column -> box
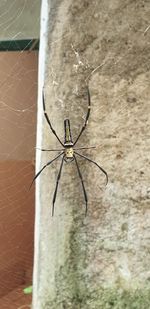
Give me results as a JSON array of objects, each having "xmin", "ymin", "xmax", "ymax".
[{"xmin": 33, "ymin": 0, "xmax": 150, "ymax": 308}]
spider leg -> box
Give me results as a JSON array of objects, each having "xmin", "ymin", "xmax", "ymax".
[
  {"xmin": 30, "ymin": 152, "xmax": 64, "ymax": 189},
  {"xmin": 52, "ymin": 154, "xmax": 65, "ymax": 216},
  {"xmin": 73, "ymin": 86, "xmax": 91, "ymax": 146},
  {"xmin": 74, "ymin": 151, "xmax": 108, "ymax": 185},
  {"xmin": 74, "ymin": 146, "xmax": 96, "ymax": 150},
  {"xmin": 74, "ymin": 154, "xmax": 88, "ymax": 215},
  {"xmin": 36, "ymin": 147, "xmax": 64, "ymax": 152},
  {"xmin": 42, "ymin": 90, "xmax": 64, "ymax": 147}
]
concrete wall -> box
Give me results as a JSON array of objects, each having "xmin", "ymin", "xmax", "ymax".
[{"xmin": 34, "ymin": 0, "xmax": 150, "ymax": 308}]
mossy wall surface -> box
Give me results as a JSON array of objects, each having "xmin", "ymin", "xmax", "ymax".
[
  {"xmin": 34, "ymin": 0, "xmax": 150, "ymax": 308},
  {"xmin": 42, "ymin": 287, "xmax": 150, "ymax": 309}
]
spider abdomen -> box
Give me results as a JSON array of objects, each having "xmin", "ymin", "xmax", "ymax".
[{"xmin": 64, "ymin": 119, "xmax": 73, "ymax": 144}]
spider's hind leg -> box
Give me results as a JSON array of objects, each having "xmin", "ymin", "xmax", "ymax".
[
  {"xmin": 29, "ymin": 152, "xmax": 64, "ymax": 189},
  {"xmin": 74, "ymin": 151, "xmax": 108, "ymax": 185},
  {"xmin": 52, "ymin": 154, "xmax": 65, "ymax": 216},
  {"xmin": 74, "ymin": 154, "xmax": 88, "ymax": 215}
]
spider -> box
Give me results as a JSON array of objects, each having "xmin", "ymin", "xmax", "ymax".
[{"xmin": 31, "ymin": 87, "xmax": 108, "ymax": 216}]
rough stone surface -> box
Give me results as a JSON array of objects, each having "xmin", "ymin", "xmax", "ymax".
[{"xmin": 35, "ymin": 0, "xmax": 150, "ymax": 308}]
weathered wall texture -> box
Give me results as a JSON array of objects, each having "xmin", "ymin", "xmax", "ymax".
[{"xmin": 35, "ymin": 0, "xmax": 150, "ymax": 308}]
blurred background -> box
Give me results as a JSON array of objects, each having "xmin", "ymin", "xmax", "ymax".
[{"xmin": 0, "ymin": 1, "xmax": 41, "ymax": 308}]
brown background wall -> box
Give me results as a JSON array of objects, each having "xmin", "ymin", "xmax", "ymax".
[{"xmin": 0, "ymin": 51, "xmax": 37, "ymax": 307}]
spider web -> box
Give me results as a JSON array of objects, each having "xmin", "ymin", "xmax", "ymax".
[{"xmin": 0, "ymin": 1, "xmax": 40, "ymax": 308}]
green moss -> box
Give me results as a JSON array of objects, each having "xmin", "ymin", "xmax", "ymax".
[
  {"xmin": 121, "ymin": 222, "xmax": 128, "ymax": 232},
  {"xmin": 43, "ymin": 218, "xmax": 150, "ymax": 308},
  {"xmin": 86, "ymin": 287, "xmax": 150, "ymax": 309},
  {"xmin": 44, "ymin": 216, "xmax": 150, "ymax": 308},
  {"xmin": 43, "ymin": 286, "xmax": 150, "ymax": 309},
  {"xmin": 54, "ymin": 214, "xmax": 88, "ymax": 306}
]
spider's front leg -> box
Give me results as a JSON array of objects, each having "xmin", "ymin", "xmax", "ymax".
[
  {"xmin": 42, "ymin": 90, "xmax": 64, "ymax": 147},
  {"xmin": 73, "ymin": 86, "xmax": 91, "ymax": 146}
]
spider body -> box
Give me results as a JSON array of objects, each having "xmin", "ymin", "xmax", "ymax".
[
  {"xmin": 63, "ymin": 118, "xmax": 74, "ymax": 162},
  {"xmin": 31, "ymin": 87, "xmax": 108, "ymax": 216}
]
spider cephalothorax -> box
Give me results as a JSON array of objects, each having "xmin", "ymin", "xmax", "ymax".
[
  {"xmin": 64, "ymin": 146, "xmax": 74, "ymax": 162},
  {"xmin": 31, "ymin": 87, "xmax": 108, "ymax": 215}
]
